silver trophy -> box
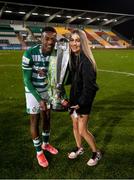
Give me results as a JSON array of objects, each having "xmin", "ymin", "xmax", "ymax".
[{"xmin": 51, "ymin": 38, "xmax": 70, "ymax": 111}]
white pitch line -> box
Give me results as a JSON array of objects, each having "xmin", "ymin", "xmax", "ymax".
[
  {"xmin": 0, "ymin": 64, "xmax": 134, "ymax": 76},
  {"xmin": 98, "ymin": 69, "xmax": 134, "ymax": 76}
]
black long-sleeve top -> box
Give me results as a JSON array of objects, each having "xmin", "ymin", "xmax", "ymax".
[{"xmin": 69, "ymin": 51, "xmax": 99, "ymax": 107}]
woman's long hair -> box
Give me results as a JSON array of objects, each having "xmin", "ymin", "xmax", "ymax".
[{"xmin": 70, "ymin": 29, "xmax": 97, "ymax": 71}]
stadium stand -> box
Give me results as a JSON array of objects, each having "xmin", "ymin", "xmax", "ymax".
[
  {"xmin": 0, "ymin": 22, "xmax": 131, "ymax": 50},
  {"xmin": 85, "ymin": 28, "xmax": 113, "ymax": 48},
  {"xmin": 0, "ymin": 1, "xmax": 132, "ymax": 49},
  {"xmin": 84, "ymin": 30, "xmax": 102, "ymax": 47},
  {"xmin": 0, "ymin": 25, "xmax": 21, "ymax": 49},
  {"xmin": 27, "ymin": 26, "xmax": 42, "ymax": 40},
  {"xmin": 105, "ymin": 30, "xmax": 130, "ymax": 48}
]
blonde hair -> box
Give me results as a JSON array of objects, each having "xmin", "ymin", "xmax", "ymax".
[{"xmin": 70, "ymin": 29, "xmax": 97, "ymax": 71}]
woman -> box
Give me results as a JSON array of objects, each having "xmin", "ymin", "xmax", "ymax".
[{"xmin": 68, "ymin": 29, "xmax": 101, "ymax": 166}]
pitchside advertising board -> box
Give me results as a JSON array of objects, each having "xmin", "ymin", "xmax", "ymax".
[{"xmin": 0, "ymin": 45, "xmax": 22, "ymax": 50}]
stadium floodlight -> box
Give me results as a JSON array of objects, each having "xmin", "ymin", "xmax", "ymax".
[
  {"xmin": 44, "ymin": 14, "xmax": 50, "ymax": 16},
  {"xmin": 66, "ymin": 16, "xmax": 72, "ymax": 18},
  {"xmin": 32, "ymin": 13, "xmax": 38, "ymax": 15},
  {"xmin": 103, "ymin": 18, "xmax": 108, "ymax": 21},
  {"xmin": 19, "ymin": 12, "xmax": 26, "ymax": 14},
  {"xmin": 56, "ymin": 15, "xmax": 61, "ymax": 17},
  {"xmin": 5, "ymin": 10, "xmax": 12, "ymax": 13}
]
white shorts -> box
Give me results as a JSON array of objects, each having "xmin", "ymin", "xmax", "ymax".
[{"xmin": 25, "ymin": 92, "xmax": 51, "ymax": 114}]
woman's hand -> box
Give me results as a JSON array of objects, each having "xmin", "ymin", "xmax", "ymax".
[{"xmin": 70, "ymin": 104, "xmax": 80, "ymax": 110}]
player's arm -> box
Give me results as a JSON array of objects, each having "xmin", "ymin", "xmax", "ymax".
[
  {"xmin": 22, "ymin": 68, "xmax": 42, "ymax": 102},
  {"xmin": 22, "ymin": 49, "xmax": 42, "ymax": 102},
  {"xmin": 22, "ymin": 54, "xmax": 47, "ymax": 111}
]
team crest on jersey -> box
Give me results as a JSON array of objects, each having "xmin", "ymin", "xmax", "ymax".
[{"xmin": 22, "ymin": 56, "xmax": 30, "ymax": 64}]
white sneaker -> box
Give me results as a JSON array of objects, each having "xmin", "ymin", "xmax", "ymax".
[
  {"xmin": 87, "ymin": 151, "xmax": 102, "ymax": 166},
  {"xmin": 68, "ymin": 147, "xmax": 84, "ymax": 159}
]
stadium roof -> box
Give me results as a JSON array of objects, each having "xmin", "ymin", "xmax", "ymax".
[
  {"xmin": 1, "ymin": 0, "xmax": 134, "ymax": 15},
  {"xmin": 0, "ymin": 0, "xmax": 134, "ymax": 28},
  {"xmin": 0, "ymin": 0, "xmax": 134, "ymax": 39}
]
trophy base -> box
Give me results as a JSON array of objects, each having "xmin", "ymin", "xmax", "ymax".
[{"xmin": 51, "ymin": 103, "xmax": 68, "ymax": 112}]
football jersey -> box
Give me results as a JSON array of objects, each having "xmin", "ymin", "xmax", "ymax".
[{"xmin": 22, "ymin": 44, "xmax": 57, "ymax": 102}]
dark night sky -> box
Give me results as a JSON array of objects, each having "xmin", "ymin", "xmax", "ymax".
[
  {"xmin": 7, "ymin": 0, "xmax": 134, "ymax": 14},
  {"xmin": 3, "ymin": 0, "xmax": 134, "ymax": 14}
]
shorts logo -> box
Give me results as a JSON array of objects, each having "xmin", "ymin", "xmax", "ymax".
[{"xmin": 32, "ymin": 106, "xmax": 37, "ymax": 112}]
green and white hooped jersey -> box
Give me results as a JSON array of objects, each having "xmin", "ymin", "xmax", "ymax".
[{"xmin": 22, "ymin": 44, "xmax": 57, "ymax": 102}]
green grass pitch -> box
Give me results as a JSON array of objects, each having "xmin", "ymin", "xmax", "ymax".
[{"xmin": 0, "ymin": 49, "xmax": 134, "ymax": 178}]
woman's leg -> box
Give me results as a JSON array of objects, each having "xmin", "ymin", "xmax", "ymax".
[
  {"xmin": 68, "ymin": 114, "xmax": 84, "ymax": 159},
  {"xmin": 71, "ymin": 114, "xmax": 82, "ymax": 148},
  {"xmin": 78, "ymin": 115, "xmax": 97, "ymax": 152},
  {"xmin": 78, "ymin": 115, "xmax": 101, "ymax": 166}
]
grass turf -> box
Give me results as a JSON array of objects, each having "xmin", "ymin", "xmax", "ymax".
[{"xmin": 0, "ymin": 49, "xmax": 134, "ymax": 178}]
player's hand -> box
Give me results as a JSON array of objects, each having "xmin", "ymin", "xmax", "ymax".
[
  {"xmin": 61, "ymin": 99, "xmax": 70, "ymax": 108},
  {"xmin": 39, "ymin": 100, "xmax": 47, "ymax": 111}
]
